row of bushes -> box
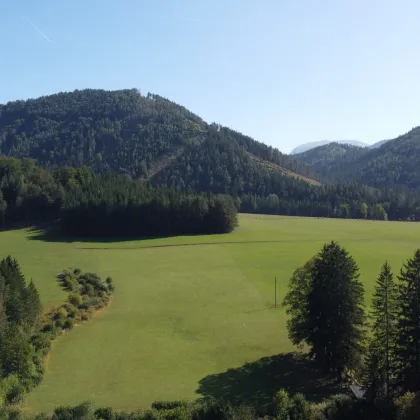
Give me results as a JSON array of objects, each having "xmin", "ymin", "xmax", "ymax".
[
  {"xmin": 0, "ymin": 268, "xmax": 115, "ymax": 407},
  {"xmin": 41, "ymin": 269, "xmax": 114, "ymax": 336},
  {"xmin": 1, "ymin": 390, "xmax": 419, "ymax": 419}
]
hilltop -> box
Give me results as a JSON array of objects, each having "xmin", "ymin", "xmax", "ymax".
[
  {"xmin": 0, "ymin": 89, "xmax": 318, "ymax": 193},
  {"xmin": 290, "ymin": 140, "xmax": 369, "ymax": 154}
]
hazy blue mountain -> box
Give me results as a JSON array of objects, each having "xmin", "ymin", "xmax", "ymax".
[{"xmin": 290, "ymin": 140, "xmax": 368, "ymax": 155}]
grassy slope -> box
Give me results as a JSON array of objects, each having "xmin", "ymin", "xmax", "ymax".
[{"xmin": 2, "ymin": 215, "xmax": 416, "ymax": 411}]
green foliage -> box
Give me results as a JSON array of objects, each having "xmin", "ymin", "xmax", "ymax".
[
  {"xmin": 0, "ymin": 374, "xmax": 26, "ymax": 405},
  {"xmin": 68, "ymin": 293, "xmax": 82, "ymax": 307},
  {"xmin": 282, "ymin": 259, "xmax": 314, "ymax": 348},
  {"xmin": 367, "ymin": 262, "xmax": 398, "ymax": 397},
  {"xmin": 395, "ymin": 392, "xmax": 420, "ymax": 420},
  {"xmin": 284, "ymin": 242, "xmax": 366, "ymax": 377},
  {"xmin": 295, "ymin": 128, "xmax": 420, "ymax": 191},
  {"xmin": 396, "ymin": 250, "xmax": 420, "ymax": 391},
  {"xmin": 273, "ymin": 389, "xmax": 290, "ymax": 420}
]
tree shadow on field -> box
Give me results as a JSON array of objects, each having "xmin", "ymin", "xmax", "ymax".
[
  {"xmin": 196, "ymin": 352, "xmax": 341, "ymax": 412},
  {"xmin": 25, "ymin": 224, "xmax": 184, "ymax": 244}
]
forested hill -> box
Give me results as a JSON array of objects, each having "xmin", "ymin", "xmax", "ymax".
[
  {"xmin": 0, "ymin": 88, "xmax": 317, "ymax": 188},
  {"xmin": 295, "ymin": 127, "xmax": 420, "ymax": 190},
  {"xmin": 293, "ymin": 142, "xmax": 368, "ymax": 182}
]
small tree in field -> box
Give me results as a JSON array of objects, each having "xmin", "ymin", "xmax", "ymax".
[{"xmin": 283, "ymin": 241, "xmax": 366, "ymax": 378}]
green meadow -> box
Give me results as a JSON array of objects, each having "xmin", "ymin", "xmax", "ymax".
[{"xmin": 2, "ymin": 214, "xmax": 418, "ymax": 412}]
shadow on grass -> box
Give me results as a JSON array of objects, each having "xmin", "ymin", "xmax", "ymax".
[
  {"xmin": 26, "ymin": 226, "xmax": 334, "ymax": 249},
  {"xmin": 26, "ymin": 225, "xmax": 179, "ymax": 244},
  {"xmin": 196, "ymin": 352, "xmax": 341, "ymax": 412}
]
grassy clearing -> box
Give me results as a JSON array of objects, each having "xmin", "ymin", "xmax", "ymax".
[{"xmin": 1, "ymin": 214, "xmax": 417, "ymax": 412}]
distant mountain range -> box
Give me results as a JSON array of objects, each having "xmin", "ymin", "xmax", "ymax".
[
  {"xmin": 293, "ymin": 128, "xmax": 420, "ymax": 189},
  {"xmin": 290, "ymin": 139, "xmax": 388, "ymax": 155}
]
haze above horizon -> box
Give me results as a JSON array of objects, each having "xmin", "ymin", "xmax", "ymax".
[{"xmin": 1, "ymin": 0, "xmax": 420, "ymax": 153}]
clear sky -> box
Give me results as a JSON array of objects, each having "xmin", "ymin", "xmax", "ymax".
[{"xmin": 1, "ymin": 0, "xmax": 420, "ymax": 153}]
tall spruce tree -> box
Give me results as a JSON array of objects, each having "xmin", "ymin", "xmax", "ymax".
[
  {"xmin": 22, "ymin": 280, "xmax": 42, "ymax": 330},
  {"xmin": 366, "ymin": 262, "xmax": 398, "ymax": 397},
  {"xmin": 284, "ymin": 241, "xmax": 366, "ymax": 378},
  {"xmin": 397, "ymin": 249, "xmax": 420, "ymax": 391},
  {"xmin": 0, "ymin": 273, "xmax": 5, "ymax": 329}
]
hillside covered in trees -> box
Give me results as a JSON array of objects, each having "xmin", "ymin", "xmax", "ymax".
[
  {"xmin": 0, "ymin": 89, "xmax": 316, "ymax": 186},
  {"xmin": 295, "ymin": 127, "xmax": 420, "ymax": 190},
  {"xmin": 2, "ymin": 89, "xmax": 420, "ymax": 222}
]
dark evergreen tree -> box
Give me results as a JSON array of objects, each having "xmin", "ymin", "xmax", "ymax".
[
  {"xmin": 369, "ymin": 262, "xmax": 398, "ymax": 397},
  {"xmin": 0, "ymin": 273, "xmax": 5, "ymax": 329},
  {"xmin": 396, "ymin": 249, "xmax": 420, "ymax": 391},
  {"xmin": 22, "ymin": 280, "xmax": 42, "ymax": 330},
  {"xmin": 363, "ymin": 341, "xmax": 386, "ymax": 402},
  {"xmin": 286, "ymin": 241, "xmax": 366, "ymax": 378},
  {"xmin": 282, "ymin": 258, "xmax": 314, "ymax": 348}
]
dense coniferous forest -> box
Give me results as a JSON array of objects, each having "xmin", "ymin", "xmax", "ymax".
[
  {"xmin": 2, "ymin": 89, "xmax": 420, "ymax": 225},
  {"xmin": 0, "ymin": 89, "xmax": 315, "ymax": 181},
  {"xmin": 0, "ymin": 157, "xmax": 419, "ymax": 232},
  {"xmin": 61, "ymin": 173, "xmax": 239, "ymax": 237}
]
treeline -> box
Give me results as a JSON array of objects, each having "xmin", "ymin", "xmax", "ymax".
[
  {"xmin": 0, "ymin": 256, "xmax": 43, "ymax": 404},
  {"xmin": 239, "ymin": 185, "xmax": 420, "ymax": 221},
  {"xmin": 0, "ymin": 262, "xmax": 114, "ymax": 406},
  {"xmin": 283, "ymin": 242, "xmax": 420, "ymax": 417},
  {"xmin": 1, "ymin": 390, "xmax": 419, "ymax": 419},
  {"xmin": 61, "ymin": 174, "xmax": 238, "ymax": 237},
  {"xmin": 0, "ymin": 158, "xmax": 238, "ymax": 237},
  {"xmin": 0, "ymin": 157, "xmax": 420, "ymax": 237}
]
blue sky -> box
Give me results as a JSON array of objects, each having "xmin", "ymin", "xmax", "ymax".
[{"xmin": 1, "ymin": 0, "xmax": 420, "ymax": 153}]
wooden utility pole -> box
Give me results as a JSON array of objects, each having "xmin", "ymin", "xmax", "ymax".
[{"xmin": 274, "ymin": 277, "xmax": 277, "ymax": 308}]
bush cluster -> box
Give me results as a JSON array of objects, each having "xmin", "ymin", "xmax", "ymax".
[
  {"xmin": 0, "ymin": 265, "xmax": 115, "ymax": 408},
  {"xmin": 39, "ymin": 269, "xmax": 114, "ymax": 346}
]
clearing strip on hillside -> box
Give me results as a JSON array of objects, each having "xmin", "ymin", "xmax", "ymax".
[{"xmin": 245, "ymin": 151, "xmax": 321, "ymax": 185}]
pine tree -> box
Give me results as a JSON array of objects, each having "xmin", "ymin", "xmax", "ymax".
[
  {"xmin": 22, "ymin": 280, "xmax": 42, "ymax": 330},
  {"xmin": 397, "ymin": 249, "xmax": 420, "ymax": 391},
  {"xmin": 364, "ymin": 341, "xmax": 386, "ymax": 402},
  {"xmin": 0, "ymin": 273, "xmax": 5, "ymax": 329},
  {"xmin": 370, "ymin": 261, "xmax": 398, "ymax": 396},
  {"xmin": 307, "ymin": 241, "xmax": 366, "ymax": 377}
]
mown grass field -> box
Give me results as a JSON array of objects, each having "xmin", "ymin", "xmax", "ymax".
[{"xmin": 2, "ymin": 214, "xmax": 418, "ymax": 412}]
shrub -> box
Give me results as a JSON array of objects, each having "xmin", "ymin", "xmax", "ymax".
[
  {"xmin": 84, "ymin": 284, "xmax": 95, "ymax": 296},
  {"xmin": 73, "ymin": 268, "xmax": 81, "ymax": 275},
  {"xmin": 395, "ymin": 392, "xmax": 420, "ymax": 420},
  {"xmin": 55, "ymin": 318, "xmax": 65, "ymax": 329},
  {"xmin": 42, "ymin": 322, "xmax": 55, "ymax": 334},
  {"xmin": 94, "ymin": 407, "xmax": 115, "ymax": 420},
  {"xmin": 81, "ymin": 311, "xmax": 90, "ymax": 321},
  {"xmin": 31, "ymin": 332, "xmax": 52, "ymax": 354},
  {"xmin": 273, "ymin": 389, "xmax": 290, "ymax": 419},
  {"xmin": 52, "ymin": 401, "xmax": 96, "ymax": 420},
  {"xmin": 0, "ymin": 375, "xmax": 26, "ymax": 405},
  {"xmin": 79, "ymin": 301, "xmax": 91, "ymax": 310},
  {"xmin": 289, "ymin": 393, "xmax": 313, "ymax": 420},
  {"xmin": 152, "ymin": 401, "xmax": 187, "ymax": 411},
  {"xmin": 68, "ymin": 293, "xmax": 82, "ymax": 307},
  {"xmin": 55, "ymin": 307, "xmax": 68, "ymax": 320},
  {"xmin": 63, "ymin": 318, "xmax": 75, "ymax": 330},
  {"xmin": 323, "ymin": 394, "xmax": 356, "ymax": 420}
]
